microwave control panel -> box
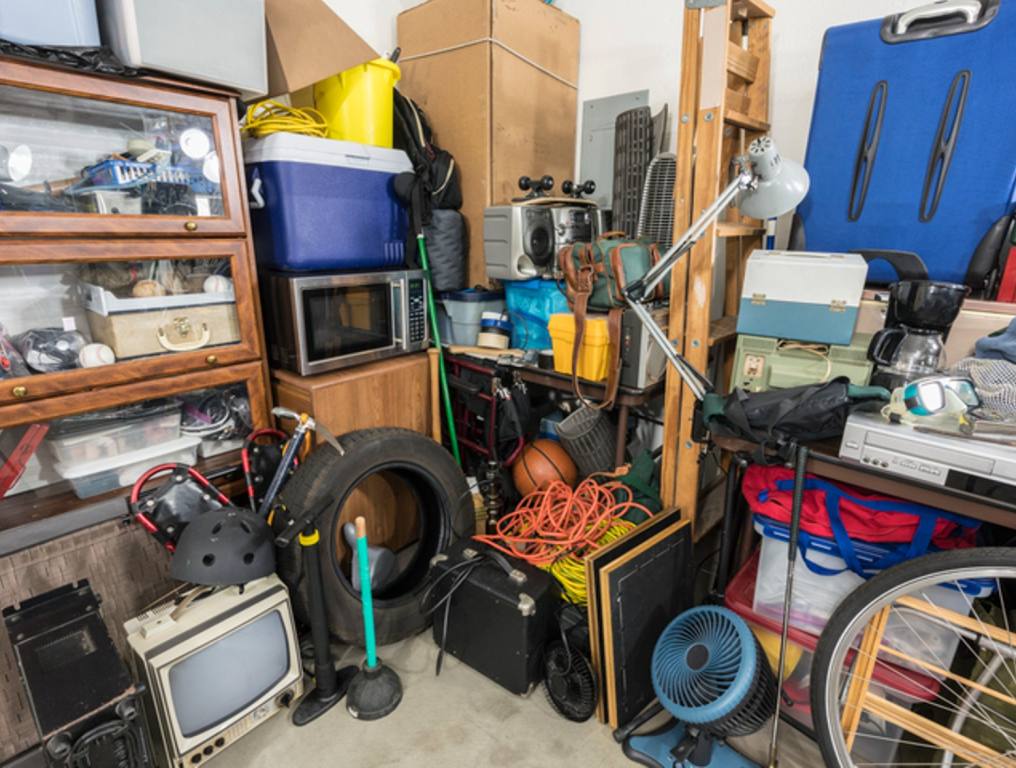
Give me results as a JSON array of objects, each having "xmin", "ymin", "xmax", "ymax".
[{"xmin": 408, "ymin": 279, "xmax": 427, "ymax": 344}]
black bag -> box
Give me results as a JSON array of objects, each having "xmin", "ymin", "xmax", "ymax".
[
  {"xmin": 701, "ymin": 378, "xmax": 889, "ymax": 460},
  {"xmin": 418, "ymin": 208, "xmax": 467, "ymax": 291},
  {"xmin": 393, "ymin": 90, "xmax": 462, "ymax": 212}
]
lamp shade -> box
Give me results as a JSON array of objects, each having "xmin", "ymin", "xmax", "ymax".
[{"xmin": 737, "ymin": 137, "xmax": 810, "ymax": 219}]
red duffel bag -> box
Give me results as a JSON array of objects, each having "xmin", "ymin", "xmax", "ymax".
[{"xmin": 742, "ymin": 465, "xmax": 977, "ymax": 575}]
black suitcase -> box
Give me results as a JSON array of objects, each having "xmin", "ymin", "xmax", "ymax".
[{"xmin": 427, "ymin": 540, "xmax": 560, "ymax": 695}]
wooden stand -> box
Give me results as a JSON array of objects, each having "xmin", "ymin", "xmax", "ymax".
[{"xmin": 660, "ymin": 0, "xmax": 775, "ymax": 534}]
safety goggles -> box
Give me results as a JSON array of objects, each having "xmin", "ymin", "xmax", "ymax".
[{"xmin": 902, "ymin": 376, "xmax": 980, "ymax": 416}]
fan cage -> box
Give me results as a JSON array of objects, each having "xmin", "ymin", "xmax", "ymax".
[{"xmin": 544, "ymin": 641, "xmax": 597, "ymax": 722}]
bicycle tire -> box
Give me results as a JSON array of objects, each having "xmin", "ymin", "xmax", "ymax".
[{"xmin": 810, "ymin": 547, "xmax": 1016, "ymax": 768}]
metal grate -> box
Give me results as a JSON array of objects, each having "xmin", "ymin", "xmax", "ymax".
[
  {"xmin": 636, "ymin": 152, "xmax": 677, "ymax": 250},
  {"xmin": 612, "ymin": 107, "xmax": 653, "ymax": 238}
]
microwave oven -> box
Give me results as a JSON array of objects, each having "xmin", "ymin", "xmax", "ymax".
[{"xmin": 262, "ymin": 268, "xmax": 429, "ymax": 376}]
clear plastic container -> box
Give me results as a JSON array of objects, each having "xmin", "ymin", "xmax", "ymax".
[
  {"xmin": 55, "ymin": 436, "xmax": 201, "ymax": 499},
  {"xmin": 752, "ymin": 515, "xmax": 993, "ymax": 671},
  {"xmin": 46, "ymin": 403, "xmax": 182, "ymax": 465}
]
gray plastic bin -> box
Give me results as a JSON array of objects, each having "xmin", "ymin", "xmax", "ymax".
[{"xmin": 436, "ymin": 288, "xmax": 505, "ymax": 346}]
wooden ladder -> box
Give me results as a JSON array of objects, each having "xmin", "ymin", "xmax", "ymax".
[{"xmin": 660, "ymin": 0, "xmax": 775, "ymax": 532}]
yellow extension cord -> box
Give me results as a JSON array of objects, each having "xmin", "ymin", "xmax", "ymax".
[
  {"xmin": 546, "ymin": 521, "xmax": 638, "ymax": 605},
  {"xmin": 242, "ymin": 100, "xmax": 329, "ymax": 139}
]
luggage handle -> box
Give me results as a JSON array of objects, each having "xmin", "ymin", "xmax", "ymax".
[
  {"xmin": 883, "ymin": 0, "xmax": 999, "ymax": 43},
  {"xmin": 895, "ymin": 0, "xmax": 981, "ymax": 34}
]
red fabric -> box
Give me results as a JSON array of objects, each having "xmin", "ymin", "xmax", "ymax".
[
  {"xmin": 998, "ymin": 245, "xmax": 1016, "ymax": 302},
  {"xmin": 742, "ymin": 465, "xmax": 976, "ymax": 550}
]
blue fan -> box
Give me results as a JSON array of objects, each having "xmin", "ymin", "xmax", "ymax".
[{"xmin": 624, "ymin": 606, "xmax": 775, "ymax": 768}]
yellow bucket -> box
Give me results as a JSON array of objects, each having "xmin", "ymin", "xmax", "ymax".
[{"xmin": 313, "ymin": 58, "xmax": 401, "ymax": 147}]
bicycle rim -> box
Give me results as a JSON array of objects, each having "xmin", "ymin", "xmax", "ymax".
[{"xmin": 810, "ymin": 548, "xmax": 1016, "ymax": 768}]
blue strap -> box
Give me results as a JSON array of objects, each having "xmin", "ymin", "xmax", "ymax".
[{"xmin": 795, "ymin": 530, "xmax": 849, "ymax": 576}]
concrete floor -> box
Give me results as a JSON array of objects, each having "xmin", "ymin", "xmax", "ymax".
[{"xmin": 213, "ymin": 632, "xmax": 821, "ymax": 768}]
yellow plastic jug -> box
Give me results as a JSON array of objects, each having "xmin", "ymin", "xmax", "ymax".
[{"xmin": 313, "ymin": 58, "xmax": 401, "ymax": 147}]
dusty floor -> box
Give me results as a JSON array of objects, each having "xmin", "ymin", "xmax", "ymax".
[{"xmin": 213, "ymin": 632, "xmax": 821, "ymax": 768}]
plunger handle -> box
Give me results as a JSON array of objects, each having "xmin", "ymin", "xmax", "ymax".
[{"xmin": 355, "ymin": 517, "xmax": 378, "ymax": 669}]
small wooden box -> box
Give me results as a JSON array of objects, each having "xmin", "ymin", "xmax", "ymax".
[{"xmin": 86, "ymin": 304, "xmax": 241, "ymax": 359}]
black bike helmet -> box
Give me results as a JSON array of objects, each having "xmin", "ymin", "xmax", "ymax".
[{"xmin": 170, "ymin": 506, "xmax": 275, "ymax": 586}]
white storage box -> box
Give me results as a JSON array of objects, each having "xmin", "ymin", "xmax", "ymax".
[
  {"xmin": 80, "ymin": 282, "xmax": 234, "ymax": 317},
  {"xmin": 752, "ymin": 515, "xmax": 993, "ymax": 671},
  {"xmin": 0, "ymin": 0, "xmax": 100, "ymax": 46},
  {"xmin": 737, "ymin": 250, "xmax": 868, "ymax": 345},
  {"xmin": 97, "ymin": 0, "xmax": 267, "ymax": 99},
  {"xmin": 55, "ymin": 435, "xmax": 200, "ymax": 499},
  {"xmin": 45, "ymin": 402, "xmax": 181, "ymax": 465}
]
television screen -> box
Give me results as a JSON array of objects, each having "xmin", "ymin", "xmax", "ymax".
[{"xmin": 168, "ymin": 610, "xmax": 290, "ymax": 737}]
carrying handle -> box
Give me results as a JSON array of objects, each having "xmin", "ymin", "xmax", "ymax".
[
  {"xmin": 157, "ymin": 320, "xmax": 211, "ymax": 352},
  {"xmin": 895, "ymin": 0, "xmax": 981, "ymax": 34},
  {"xmin": 867, "ymin": 327, "xmax": 906, "ymax": 367},
  {"xmin": 248, "ymin": 170, "xmax": 265, "ymax": 210}
]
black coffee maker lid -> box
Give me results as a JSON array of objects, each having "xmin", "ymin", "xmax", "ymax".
[{"xmin": 889, "ymin": 280, "xmax": 970, "ymax": 332}]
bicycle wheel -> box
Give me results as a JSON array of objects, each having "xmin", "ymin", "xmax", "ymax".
[{"xmin": 810, "ymin": 548, "xmax": 1016, "ymax": 768}]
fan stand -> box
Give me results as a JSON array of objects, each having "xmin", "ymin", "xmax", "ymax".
[{"xmin": 623, "ymin": 720, "xmax": 759, "ymax": 768}]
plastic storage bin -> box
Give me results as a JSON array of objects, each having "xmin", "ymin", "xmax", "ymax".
[
  {"xmin": 244, "ymin": 133, "xmax": 412, "ymax": 272},
  {"xmin": 436, "ymin": 288, "xmax": 505, "ymax": 346},
  {"xmin": 504, "ymin": 278, "xmax": 570, "ymax": 349},
  {"xmin": 55, "ymin": 436, "xmax": 201, "ymax": 499},
  {"xmin": 0, "ymin": 0, "xmax": 99, "ymax": 46},
  {"xmin": 97, "ymin": 0, "xmax": 267, "ymax": 98},
  {"xmin": 727, "ymin": 553, "xmax": 938, "ymax": 762},
  {"xmin": 548, "ymin": 313, "xmax": 610, "ymax": 381},
  {"xmin": 752, "ymin": 515, "xmax": 993, "ymax": 670},
  {"xmin": 314, "ymin": 59, "xmax": 401, "ymax": 147},
  {"xmin": 45, "ymin": 401, "xmax": 181, "ymax": 465}
]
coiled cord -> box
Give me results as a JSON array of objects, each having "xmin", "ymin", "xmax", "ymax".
[
  {"xmin": 242, "ymin": 100, "xmax": 329, "ymax": 138},
  {"xmin": 474, "ymin": 477, "xmax": 653, "ymax": 604}
]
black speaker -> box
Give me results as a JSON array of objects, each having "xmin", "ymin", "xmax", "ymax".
[{"xmin": 3, "ymin": 581, "xmax": 151, "ymax": 768}]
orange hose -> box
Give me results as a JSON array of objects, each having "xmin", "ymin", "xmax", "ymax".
[{"xmin": 474, "ymin": 476, "xmax": 653, "ymax": 567}]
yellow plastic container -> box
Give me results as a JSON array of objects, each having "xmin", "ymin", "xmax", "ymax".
[
  {"xmin": 548, "ymin": 313, "xmax": 611, "ymax": 382},
  {"xmin": 313, "ymin": 58, "xmax": 401, "ymax": 147}
]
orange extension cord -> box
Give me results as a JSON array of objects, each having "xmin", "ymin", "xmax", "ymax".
[{"xmin": 474, "ymin": 476, "xmax": 653, "ymax": 603}]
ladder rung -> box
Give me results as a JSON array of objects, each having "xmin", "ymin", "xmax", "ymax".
[
  {"xmin": 726, "ymin": 42, "xmax": 759, "ymax": 82},
  {"xmin": 725, "ymin": 88, "xmax": 751, "ymax": 115},
  {"xmin": 716, "ymin": 222, "xmax": 765, "ymax": 238},
  {"xmin": 724, "ymin": 108, "xmax": 770, "ymax": 132},
  {"xmin": 732, "ymin": 0, "xmax": 775, "ymax": 20}
]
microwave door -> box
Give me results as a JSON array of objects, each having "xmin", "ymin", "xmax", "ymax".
[{"xmin": 300, "ymin": 282, "xmax": 397, "ymax": 374}]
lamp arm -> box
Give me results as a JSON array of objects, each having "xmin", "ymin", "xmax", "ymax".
[
  {"xmin": 626, "ymin": 171, "xmax": 754, "ymax": 302},
  {"xmin": 625, "ymin": 300, "xmax": 712, "ymax": 401}
]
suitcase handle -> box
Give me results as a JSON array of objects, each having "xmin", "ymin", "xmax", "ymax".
[
  {"xmin": 157, "ymin": 318, "xmax": 212, "ymax": 352},
  {"xmin": 883, "ymin": 0, "xmax": 999, "ymax": 42},
  {"xmin": 896, "ymin": 0, "xmax": 981, "ymax": 34}
]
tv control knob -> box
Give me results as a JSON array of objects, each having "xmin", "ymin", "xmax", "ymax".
[{"xmin": 277, "ymin": 690, "xmax": 295, "ymax": 708}]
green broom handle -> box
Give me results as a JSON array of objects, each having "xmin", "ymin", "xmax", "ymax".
[
  {"xmin": 416, "ymin": 233, "xmax": 462, "ymax": 466},
  {"xmin": 355, "ymin": 517, "xmax": 377, "ymax": 668}
]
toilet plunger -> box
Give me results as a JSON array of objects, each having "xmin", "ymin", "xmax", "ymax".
[{"xmin": 346, "ymin": 517, "xmax": 403, "ymax": 720}]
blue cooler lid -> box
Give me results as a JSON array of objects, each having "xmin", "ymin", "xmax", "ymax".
[{"xmin": 439, "ymin": 288, "xmax": 505, "ymax": 302}]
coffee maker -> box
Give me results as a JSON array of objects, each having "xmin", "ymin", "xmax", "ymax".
[{"xmin": 868, "ymin": 280, "xmax": 970, "ymax": 389}]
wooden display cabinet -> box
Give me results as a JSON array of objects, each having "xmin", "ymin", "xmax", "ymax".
[{"xmin": 0, "ymin": 56, "xmax": 269, "ymax": 538}]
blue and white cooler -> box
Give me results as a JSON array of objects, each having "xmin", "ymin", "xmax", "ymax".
[
  {"xmin": 736, "ymin": 250, "xmax": 868, "ymax": 345},
  {"xmin": 243, "ymin": 134, "xmax": 412, "ymax": 272}
]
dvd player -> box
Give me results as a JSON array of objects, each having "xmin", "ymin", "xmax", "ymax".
[{"xmin": 839, "ymin": 411, "xmax": 1016, "ymax": 504}]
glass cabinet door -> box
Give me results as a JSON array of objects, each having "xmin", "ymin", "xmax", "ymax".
[
  {"xmin": 0, "ymin": 240, "xmax": 260, "ymax": 405},
  {"xmin": 0, "ymin": 59, "xmax": 243, "ymax": 236},
  {"xmin": 0, "ymin": 366, "xmax": 269, "ymax": 533}
]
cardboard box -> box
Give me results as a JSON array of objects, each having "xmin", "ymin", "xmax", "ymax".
[
  {"xmin": 398, "ymin": 0, "xmax": 579, "ymax": 286},
  {"xmin": 266, "ymin": 0, "xmax": 379, "ymax": 97}
]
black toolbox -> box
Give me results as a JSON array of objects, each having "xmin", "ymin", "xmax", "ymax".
[{"xmin": 428, "ymin": 540, "xmax": 560, "ymax": 695}]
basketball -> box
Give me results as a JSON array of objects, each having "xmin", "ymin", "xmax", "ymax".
[{"xmin": 512, "ymin": 439, "xmax": 579, "ymax": 496}]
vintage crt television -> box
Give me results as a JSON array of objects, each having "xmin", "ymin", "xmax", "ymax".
[{"xmin": 124, "ymin": 575, "xmax": 302, "ymax": 768}]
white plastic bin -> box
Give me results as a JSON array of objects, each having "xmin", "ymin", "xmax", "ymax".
[
  {"xmin": 0, "ymin": 0, "xmax": 100, "ymax": 46},
  {"xmin": 752, "ymin": 515, "xmax": 993, "ymax": 671},
  {"xmin": 97, "ymin": 0, "xmax": 267, "ymax": 99},
  {"xmin": 46, "ymin": 403, "xmax": 182, "ymax": 465},
  {"xmin": 55, "ymin": 435, "xmax": 200, "ymax": 499}
]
